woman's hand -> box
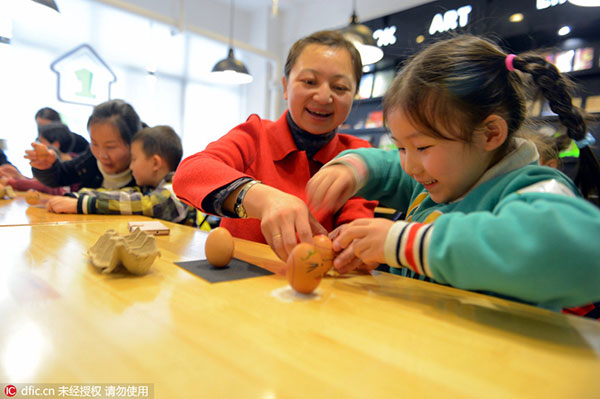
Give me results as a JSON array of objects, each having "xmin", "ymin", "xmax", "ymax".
[
  {"xmin": 306, "ymin": 164, "xmax": 358, "ymax": 215},
  {"xmin": 25, "ymin": 142, "xmax": 57, "ymax": 170},
  {"xmin": 244, "ymin": 184, "xmax": 327, "ymax": 261},
  {"xmin": 46, "ymin": 196, "xmax": 77, "ymax": 214},
  {"xmin": 332, "ymin": 218, "xmax": 394, "ymax": 274}
]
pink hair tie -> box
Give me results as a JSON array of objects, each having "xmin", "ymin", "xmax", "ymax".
[{"xmin": 505, "ymin": 54, "xmax": 516, "ymax": 72}]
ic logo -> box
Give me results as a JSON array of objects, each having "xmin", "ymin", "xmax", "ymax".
[{"xmin": 4, "ymin": 385, "xmax": 17, "ymax": 397}]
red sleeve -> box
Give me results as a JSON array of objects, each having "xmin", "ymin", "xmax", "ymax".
[
  {"xmin": 173, "ymin": 115, "xmax": 263, "ymax": 211},
  {"xmin": 8, "ymin": 178, "xmax": 66, "ymax": 195}
]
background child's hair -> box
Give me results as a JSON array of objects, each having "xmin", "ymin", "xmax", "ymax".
[
  {"xmin": 87, "ymin": 99, "xmax": 142, "ymax": 145},
  {"xmin": 35, "ymin": 107, "xmax": 61, "ymax": 122},
  {"xmin": 38, "ymin": 122, "xmax": 74, "ymax": 153},
  {"xmin": 517, "ymin": 128, "xmax": 569, "ymax": 168},
  {"xmin": 132, "ymin": 125, "xmax": 182, "ymax": 171},
  {"xmin": 383, "ymin": 34, "xmax": 600, "ymax": 203}
]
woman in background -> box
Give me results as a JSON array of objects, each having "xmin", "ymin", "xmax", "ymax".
[{"xmin": 27, "ymin": 99, "xmax": 141, "ymax": 190}]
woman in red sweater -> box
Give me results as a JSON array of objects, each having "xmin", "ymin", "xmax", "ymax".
[{"xmin": 173, "ymin": 30, "xmax": 376, "ymax": 262}]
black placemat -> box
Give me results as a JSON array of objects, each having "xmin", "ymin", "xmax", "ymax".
[{"xmin": 175, "ymin": 258, "xmax": 273, "ymax": 283}]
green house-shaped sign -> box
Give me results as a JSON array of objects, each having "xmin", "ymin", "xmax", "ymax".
[{"xmin": 51, "ymin": 44, "xmax": 116, "ymax": 106}]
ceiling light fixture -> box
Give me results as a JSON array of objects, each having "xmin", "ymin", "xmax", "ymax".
[
  {"xmin": 558, "ymin": 25, "xmax": 571, "ymax": 36},
  {"xmin": 568, "ymin": 0, "xmax": 600, "ymax": 6},
  {"xmin": 31, "ymin": 0, "xmax": 59, "ymax": 12},
  {"xmin": 210, "ymin": 0, "xmax": 253, "ymax": 85},
  {"xmin": 509, "ymin": 13, "xmax": 524, "ymax": 23},
  {"xmin": 339, "ymin": 0, "xmax": 383, "ymax": 66}
]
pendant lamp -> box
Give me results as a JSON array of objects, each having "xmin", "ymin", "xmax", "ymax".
[
  {"xmin": 31, "ymin": 0, "xmax": 60, "ymax": 12},
  {"xmin": 568, "ymin": 0, "xmax": 600, "ymax": 5},
  {"xmin": 339, "ymin": 0, "xmax": 383, "ymax": 65},
  {"xmin": 210, "ymin": 0, "xmax": 253, "ymax": 85}
]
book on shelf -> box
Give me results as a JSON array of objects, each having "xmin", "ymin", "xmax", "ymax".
[{"xmin": 365, "ymin": 110, "xmax": 383, "ymax": 129}]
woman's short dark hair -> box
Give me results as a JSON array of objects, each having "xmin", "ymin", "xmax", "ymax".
[
  {"xmin": 87, "ymin": 99, "xmax": 142, "ymax": 145},
  {"xmin": 284, "ymin": 30, "xmax": 363, "ymax": 93}
]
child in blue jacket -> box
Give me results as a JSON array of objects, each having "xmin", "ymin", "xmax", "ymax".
[{"xmin": 307, "ymin": 35, "xmax": 600, "ymax": 316}]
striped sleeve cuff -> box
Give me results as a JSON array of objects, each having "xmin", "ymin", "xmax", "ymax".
[
  {"xmin": 78, "ymin": 195, "xmax": 96, "ymax": 214},
  {"xmin": 384, "ymin": 221, "xmax": 434, "ymax": 277}
]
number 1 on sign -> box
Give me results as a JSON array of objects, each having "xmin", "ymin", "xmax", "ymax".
[{"xmin": 75, "ymin": 68, "xmax": 96, "ymax": 99}]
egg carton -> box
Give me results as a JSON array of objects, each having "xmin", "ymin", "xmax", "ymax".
[
  {"xmin": 88, "ymin": 228, "xmax": 160, "ymax": 275},
  {"xmin": 0, "ymin": 184, "xmax": 16, "ymax": 199}
]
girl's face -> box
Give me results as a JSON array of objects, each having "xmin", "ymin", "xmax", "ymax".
[
  {"xmin": 282, "ymin": 44, "xmax": 356, "ymax": 135},
  {"xmin": 388, "ymin": 109, "xmax": 493, "ymax": 203},
  {"xmin": 89, "ymin": 122, "xmax": 130, "ymax": 174}
]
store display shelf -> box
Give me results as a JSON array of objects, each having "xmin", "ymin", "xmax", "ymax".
[
  {"xmin": 340, "ymin": 127, "xmax": 388, "ymax": 136},
  {"xmin": 353, "ymin": 96, "xmax": 383, "ymax": 105}
]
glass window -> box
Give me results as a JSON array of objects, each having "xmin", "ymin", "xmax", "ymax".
[{"xmin": 0, "ymin": 0, "xmax": 264, "ymax": 176}]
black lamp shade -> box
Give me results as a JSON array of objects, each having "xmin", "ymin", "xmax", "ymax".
[
  {"xmin": 211, "ymin": 48, "xmax": 253, "ymax": 84},
  {"xmin": 32, "ymin": 0, "xmax": 60, "ymax": 12},
  {"xmin": 212, "ymin": 48, "xmax": 250, "ymax": 74},
  {"xmin": 340, "ymin": 13, "xmax": 383, "ymax": 65}
]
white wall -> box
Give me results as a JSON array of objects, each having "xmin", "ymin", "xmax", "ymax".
[{"xmin": 94, "ymin": 0, "xmax": 436, "ymax": 118}]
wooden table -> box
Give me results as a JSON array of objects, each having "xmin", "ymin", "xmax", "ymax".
[
  {"xmin": 1, "ymin": 215, "xmax": 599, "ymax": 398},
  {"xmin": 0, "ymin": 193, "xmax": 149, "ymax": 226}
]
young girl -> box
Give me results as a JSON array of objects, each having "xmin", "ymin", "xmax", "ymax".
[
  {"xmin": 27, "ymin": 99, "xmax": 141, "ymax": 190},
  {"xmin": 306, "ymin": 35, "xmax": 600, "ymax": 314}
]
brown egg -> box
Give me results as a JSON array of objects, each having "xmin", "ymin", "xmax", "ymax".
[
  {"xmin": 205, "ymin": 227, "xmax": 234, "ymax": 268},
  {"xmin": 287, "ymin": 242, "xmax": 322, "ymax": 294},
  {"xmin": 25, "ymin": 189, "xmax": 40, "ymax": 205},
  {"xmin": 313, "ymin": 234, "xmax": 334, "ymax": 274}
]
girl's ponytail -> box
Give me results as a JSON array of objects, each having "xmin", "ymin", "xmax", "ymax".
[{"xmin": 512, "ymin": 54, "xmax": 600, "ymax": 205}]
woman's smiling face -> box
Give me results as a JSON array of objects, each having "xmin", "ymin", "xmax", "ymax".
[
  {"xmin": 89, "ymin": 122, "xmax": 131, "ymax": 174},
  {"xmin": 282, "ymin": 44, "xmax": 356, "ymax": 135}
]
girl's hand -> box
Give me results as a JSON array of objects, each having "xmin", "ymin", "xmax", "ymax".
[
  {"xmin": 46, "ymin": 196, "xmax": 77, "ymax": 214},
  {"xmin": 306, "ymin": 164, "xmax": 358, "ymax": 215},
  {"xmin": 332, "ymin": 218, "xmax": 394, "ymax": 272},
  {"xmin": 245, "ymin": 184, "xmax": 327, "ymax": 261},
  {"xmin": 25, "ymin": 142, "xmax": 57, "ymax": 170},
  {"xmin": 326, "ymin": 224, "xmax": 379, "ymax": 274}
]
